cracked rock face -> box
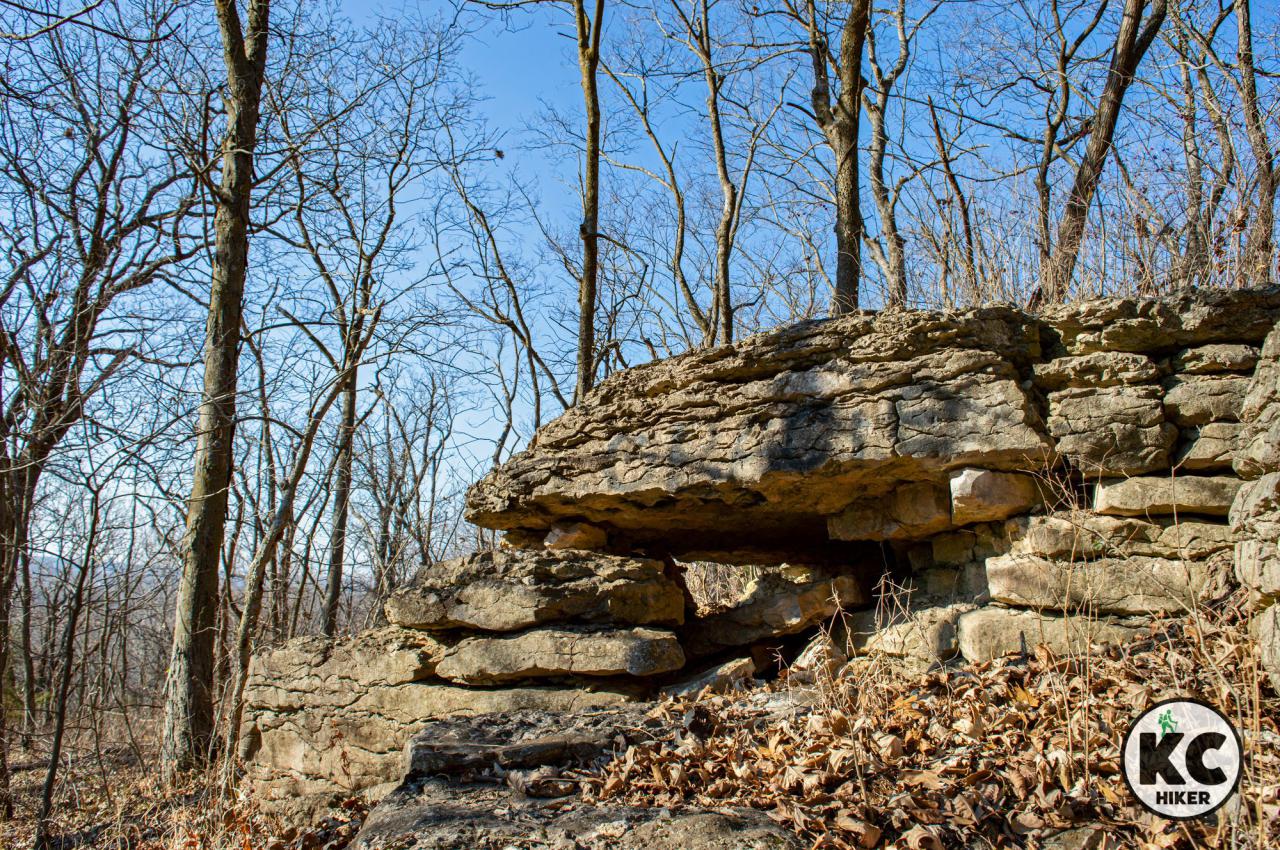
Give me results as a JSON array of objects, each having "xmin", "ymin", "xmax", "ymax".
[
  {"xmin": 434, "ymin": 627, "xmax": 686, "ymax": 685},
  {"xmin": 384, "ymin": 549, "xmax": 685, "ymax": 632},
  {"xmin": 240, "ymin": 627, "xmax": 638, "ymax": 819}
]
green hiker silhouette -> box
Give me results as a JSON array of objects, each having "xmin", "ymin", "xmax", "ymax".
[{"xmin": 1158, "ymin": 709, "xmax": 1178, "ymax": 739}]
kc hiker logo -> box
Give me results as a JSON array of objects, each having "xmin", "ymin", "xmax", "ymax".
[{"xmin": 1121, "ymin": 698, "xmax": 1242, "ymax": 820}]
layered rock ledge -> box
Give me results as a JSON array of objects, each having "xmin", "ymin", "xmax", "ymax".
[{"xmin": 242, "ymin": 288, "xmax": 1280, "ymax": 823}]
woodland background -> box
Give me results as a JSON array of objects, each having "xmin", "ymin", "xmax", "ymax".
[{"xmin": 0, "ymin": 0, "xmax": 1275, "ymax": 843}]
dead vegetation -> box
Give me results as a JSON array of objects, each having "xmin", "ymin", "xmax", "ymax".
[{"xmin": 587, "ymin": 592, "xmax": 1278, "ymax": 849}]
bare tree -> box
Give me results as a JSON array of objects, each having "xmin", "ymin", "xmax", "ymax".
[
  {"xmin": 161, "ymin": 0, "xmax": 271, "ymax": 782},
  {"xmin": 794, "ymin": 0, "xmax": 871, "ymax": 313},
  {"xmin": 1042, "ymin": 0, "xmax": 1168, "ymax": 301},
  {"xmin": 0, "ymin": 0, "xmax": 196, "ymax": 811}
]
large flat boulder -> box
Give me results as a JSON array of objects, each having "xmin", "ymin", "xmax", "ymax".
[
  {"xmin": 466, "ymin": 308, "xmax": 1051, "ymax": 551},
  {"xmin": 434, "ymin": 627, "xmax": 685, "ymax": 685},
  {"xmin": 384, "ymin": 549, "xmax": 684, "ymax": 632}
]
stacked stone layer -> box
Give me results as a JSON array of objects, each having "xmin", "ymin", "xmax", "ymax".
[
  {"xmin": 1230, "ymin": 320, "xmax": 1280, "ymax": 690},
  {"xmin": 243, "ymin": 288, "xmax": 1280, "ymax": 819}
]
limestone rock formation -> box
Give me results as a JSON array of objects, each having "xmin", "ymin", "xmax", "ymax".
[
  {"xmin": 240, "ymin": 627, "xmax": 636, "ymax": 818},
  {"xmin": 240, "ymin": 289, "xmax": 1280, "ymax": 829},
  {"xmin": 466, "ymin": 307, "xmax": 1053, "ymax": 552},
  {"xmin": 1230, "ymin": 318, "xmax": 1280, "ymax": 690},
  {"xmin": 384, "ymin": 549, "xmax": 684, "ymax": 632}
]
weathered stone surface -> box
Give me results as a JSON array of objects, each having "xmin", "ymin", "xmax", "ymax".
[
  {"xmin": 1175, "ymin": 422, "xmax": 1242, "ymax": 471},
  {"xmin": 956, "ymin": 607, "xmax": 1148, "ymax": 662},
  {"xmin": 467, "ymin": 309, "xmax": 1051, "ymax": 550},
  {"xmin": 384, "ymin": 549, "xmax": 683, "ymax": 632},
  {"xmin": 1009, "ymin": 513, "xmax": 1234, "ymax": 562},
  {"xmin": 1041, "ymin": 288, "xmax": 1280, "ymax": 355},
  {"xmin": 434, "ymin": 627, "xmax": 685, "ymax": 685},
  {"xmin": 843, "ymin": 604, "xmax": 972, "ymax": 666},
  {"xmin": 1236, "ymin": 322, "xmax": 1280, "ymax": 478},
  {"xmin": 354, "ymin": 781, "xmax": 802, "ymax": 850},
  {"xmin": 404, "ymin": 706, "xmax": 656, "ymax": 779},
  {"xmin": 544, "ymin": 521, "xmax": 608, "ymax": 550},
  {"xmin": 681, "ymin": 566, "xmax": 865, "ymax": 656},
  {"xmin": 1047, "ymin": 385, "xmax": 1176, "ymax": 476},
  {"xmin": 1162, "ymin": 375, "xmax": 1247, "ymax": 425},
  {"xmin": 1230, "ymin": 472, "xmax": 1280, "ymax": 599},
  {"xmin": 949, "ymin": 468, "xmax": 1040, "ymax": 525},
  {"xmin": 662, "ymin": 657, "xmax": 756, "ymax": 697},
  {"xmin": 1093, "ymin": 475, "xmax": 1241, "ymax": 517},
  {"xmin": 243, "ymin": 678, "xmax": 635, "ymax": 818},
  {"xmin": 985, "ymin": 552, "xmax": 1226, "ymax": 615},
  {"xmin": 1032, "ymin": 352, "xmax": 1160, "ymax": 390},
  {"xmin": 1172, "ymin": 344, "xmax": 1259, "ymax": 375},
  {"xmin": 828, "ymin": 481, "xmax": 951, "ymax": 541}
]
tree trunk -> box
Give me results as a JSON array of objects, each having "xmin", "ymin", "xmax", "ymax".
[
  {"xmin": 161, "ymin": 0, "xmax": 270, "ymax": 784},
  {"xmin": 806, "ymin": 0, "xmax": 870, "ymax": 314},
  {"xmin": 575, "ymin": 0, "xmax": 606, "ymax": 402},
  {"xmin": 1236, "ymin": 0, "xmax": 1276, "ymax": 285},
  {"xmin": 1043, "ymin": 0, "xmax": 1167, "ymax": 300},
  {"xmin": 321, "ymin": 366, "xmax": 356, "ymax": 636}
]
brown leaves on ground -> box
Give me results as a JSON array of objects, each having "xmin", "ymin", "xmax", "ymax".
[{"xmin": 586, "ymin": 595, "xmax": 1279, "ymax": 849}]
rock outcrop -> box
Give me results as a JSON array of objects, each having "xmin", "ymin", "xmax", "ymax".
[
  {"xmin": 1231, "ymin": 318, "xmax": 1280, "ymax": 690},
  {"xmin": 242, "ymin": 288, "xmax": 1280, "ymax": 822}
]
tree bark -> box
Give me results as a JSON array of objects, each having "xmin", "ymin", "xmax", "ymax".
[
  {"xmin": 321, "ymin": 367, "xmax": 356, "ymax": 636},
  {"xmin": 806, "ymin": 0, "xmax": 870, "ymax": 314},
  {"xmin": 575, "ymin": 0, "xmax": 606, "ymax": 402},
  {"xmin": 161, "ymin": 0, "xmax": 270, "ymax": 784}
]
